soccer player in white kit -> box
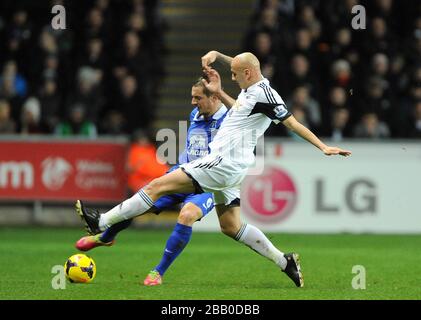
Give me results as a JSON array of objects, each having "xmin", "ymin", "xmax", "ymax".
[{"xmin": 77, "ymin": 51, "xmax": 351, "ymax": 288}]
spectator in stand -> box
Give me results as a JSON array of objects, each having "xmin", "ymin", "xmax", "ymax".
[
  {"xmin": 330, "ymin": 59, "xmax": 353, "ymax": 90},
  {"xmin": 66, "ymin": 66, "xmax": 104, "ymax": 123},
  {"xmin": 126, "ymin": 129, "xmax": 169, "ymax": 195},
  {"xmin": 329, "ymin": 28, "xmax": 359, "ymax": 66},
  {"xmin": 84, "ymin": 7, "xmax": 108, "ymax": 44},
  {"xmin": 322, "ymin": 0, "xmax": 359, "ymax": 33},
  {"xmin": 369, "ymin": 53, "xmax": 392, "ymax": 86},
  {"xmin": 42, "ymin": 54, "xmax": 60, "ymax": 82},
  {"xmin": 244, "ymin": 4, "xmax": 293, "ymax": 55},
  {"xmin": 78, "ymin": 38, "xmax": 107, "ymax": 72},
  {"xmin": 38, "ymin": 79, "xmax": 61, "ymax": 133},
  {"xmin": 126, "ymin": 10, "xmax": 165, "ymax": 100},
  {"xmin": 280, "ymin": 54, "xmax": 317, "ymax": 98},
  {"xmin": 369, "ymin": 0, "xmax": 397, "ymax": 32},
  {"xmin": 324, "ymin": 86, "xmax": 353, "ymax": 128},
  {"xmin": 325, "ymin": 107, "xmax": 352, "ymax": 142},
  {"xmin": 113, "ymin": 31, "xmax": 150, "ymax": 92},
  {"xmin": 251, "ymin": 31, "xmax": 277, "ymax": 81},
  {"xmin": 36, "ymin": 30, "xmax": 59, "ymax": 66},
  {"xmin": 355, "ymin": 76, "xmax": 394, "ymax": 127},
  {"xmin": 296, "ymin": 5, "xmax": 321, "ymax": 44},
  {"xmin": 0, "ymin": 60, "xmax": 27, "ymax": 98},
  {"xmin": 287, "ymin": 85, "xmax": 321, "ymax": 131},
  {"xmin": 353, "ymin": 112, "xmax": 390, "ymax": 139},
  {"xmin": 129, "ymin": 0, "xmax": 168, "ymax": 68},
  {"xmin": 328, "ymin": 86, "xmax": 348, "ymax": 110},
  {"xmin": 31, "ymin": 30, "xmax": 61, "ymax": 86},
  {"xmin": 117, "ymin": 74, "xmax": 151, "ymax": 133},
  {"xmin": 253, "ymin": 7, "xmax": 281, "ymax": 35},
  {"xmin": 20, "ymin": 97, "xmax": 44, "ymax": 134},
  {"xmin": 95, "ymin": 0, "xmax": 112, "ymax": 25},
  {"xmin": 252, "ymin": 31, "xmax": 274, "ymax": 65},
  {"xmin": 0, "ymin": 99, "xmax": 16, "ymax": 134},
  {"xmin": 292, "ymin": 28, "xmax": 316, "ymax": 65},
  {"xmin": 127, "ymin": 12, "xmax": 148, "ymax": 45},
  {"xmin": 2, "ymin": 10, "xmax": 32, "ymax": 72},
  {"xmin": 0, "ymin": 73, "xmax": 24, "ymax": 124},
  {"xmin": 389, "ymin": 54, "xmax": 408, "ymax": 96},
  {"xmin": 100, "ymin": 109, "xmax": 128, "ymax": 135},
  {"xmin": 55, "ymin": 104, "xmax": 97, "ymax": 138},
  {"xmin": 362, "ymin": 17, "xmax": 397, "ymax": 57}
]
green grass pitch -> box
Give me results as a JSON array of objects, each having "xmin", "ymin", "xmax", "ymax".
[{"xmin": 1, "ymin": 227, "xmax": 420, "ymax": 300}]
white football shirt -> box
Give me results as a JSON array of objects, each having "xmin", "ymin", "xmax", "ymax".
[{"xmin": 208, "ymin": 78, "xmax": 291, "ymax": 167}]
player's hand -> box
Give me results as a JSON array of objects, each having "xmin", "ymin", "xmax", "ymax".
[
  {"xmin": 322, "ymin": 146, "xmax": 352, "ymax": 157},
  {"xmin": 202, "ymin": 66, "xmax": 222, "ymax": 94},
  {"xmin": 201, "ymin": 50, "xmax": 218, "ymax": 68}
]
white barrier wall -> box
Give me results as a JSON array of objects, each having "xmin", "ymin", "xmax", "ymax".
[{"xmin": 194, "ymin": 141, "xmax": 421, "ymax": 234}]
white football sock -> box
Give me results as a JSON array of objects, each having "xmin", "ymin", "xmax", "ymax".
[
  {"xmin": 235, "ymin": 224, "xmax": 287, "ymax": 270},
  {"xmin": 99, "ymin": 189, "xmax": 154, "ymax": 230}
]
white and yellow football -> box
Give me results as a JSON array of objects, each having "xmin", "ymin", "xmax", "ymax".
[{"xmin": 64, "ymin": 254, "xmax": 96, "ymax": 283}]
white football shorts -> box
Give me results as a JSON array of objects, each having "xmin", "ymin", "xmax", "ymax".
[{"xmin": 179, "ymin": 154, "xmax": 246, "ymax": 205}]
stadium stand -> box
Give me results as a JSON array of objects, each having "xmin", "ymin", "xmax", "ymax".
[{"xmin": 0, "ymin": 0, "xmax": 420, "ymax": 139}]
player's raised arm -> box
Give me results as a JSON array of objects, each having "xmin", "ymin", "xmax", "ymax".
[
  {"xmin": 202, "ymin": 66, "xmax": 236, "ymax": 108},
  {"xmin": 282, "ymin": 115, "xmax": 352, "ymax": 157},
  {"xmin": 201, "ymin": 50, "xmax": 233, "ymax": 69}
]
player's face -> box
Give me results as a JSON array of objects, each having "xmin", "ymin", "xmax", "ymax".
[
  {"xmin": 191, "ymin": 86, "xmax": 213, "ymax": 117},
  {"xmin": 231, "ymin": 62, "xmax": 247, "ymax": 89}
]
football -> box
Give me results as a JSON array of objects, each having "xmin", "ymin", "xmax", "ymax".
[{"xmin": 64, "ymin": 254, "xmax": 96, "ymax": 283}]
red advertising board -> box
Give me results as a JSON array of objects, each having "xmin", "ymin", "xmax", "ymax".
[{"xmin": 0, "ymin": 140, "xmax": 128, "ymax": 202}]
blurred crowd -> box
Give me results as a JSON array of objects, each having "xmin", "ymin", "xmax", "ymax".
[
  {"xmin": 1, "ymin": 0, "xmax": 420, "ymax": 141},
  {"xmin": 244, "ymin": 0, "xmax": 421, "ymax": 139},
  {"xmin": 0, "ymin": 0, "xmax": 166, "ymax": 138}
]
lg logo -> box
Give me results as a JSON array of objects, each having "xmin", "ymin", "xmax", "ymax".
[
  {"xmin": 242, "ymin": 167, "xmax": 297, "ymax": 223},
  {"xmin": 242, "ymin": 166, "xmax": 378, "ymax": 224},
  {"xmin": 316, "ymin": 179, "xmax": 377, "ymax": 214}
]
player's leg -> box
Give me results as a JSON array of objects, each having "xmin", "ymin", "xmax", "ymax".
[
  {"xmin": 215, "ymin": 190, "xmax": 303, "ymax": 287},
  {"xmin": 76, "ymin": 168, "xmax": 196, "ymax": 234},
  {"xmin": 75, "ymin": 194, "xmax": 183, "ymax": 251},
  {"xmin": 97, "ymin": 193, "xmax": 183, "ymax": 242},
  {"xmin": 216, "ymin": 204, "xmax": 288, "ymax": 266},
  {"xmin": 143, "ymin": 203, "xmax": 200, "ymax": 286},
  {"xmin": 144, "ymin": 193, "xmax": 214, "ymax": 286}
]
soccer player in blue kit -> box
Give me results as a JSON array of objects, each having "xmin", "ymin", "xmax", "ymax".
[{"xmin": 76, "ymin": 77, "xmax": 229, "ymax": 285}]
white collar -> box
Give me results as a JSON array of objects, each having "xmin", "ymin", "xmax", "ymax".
[{"xmin": 244, "ymin": 77, "xmax": 268, "ymax": 93}]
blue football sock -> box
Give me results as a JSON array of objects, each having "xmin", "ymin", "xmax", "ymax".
[
  {"xmin": 100, "ymin": 219, "xmax": 132, "ymax": 243},
  {"xmin": 155, "ymin": 223, "xmax": 192, "ymax": 276}
]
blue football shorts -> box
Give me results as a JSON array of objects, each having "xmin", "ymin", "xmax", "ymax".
[
  {"xmin": 153, "ymin": 192, "xmax": 215, "ymax": 217},
  {"xmin": 150, "ymin": 164, "xmax": 215, "ymax": 217}
]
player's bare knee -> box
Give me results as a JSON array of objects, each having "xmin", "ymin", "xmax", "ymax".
[
  {"xmin": 220, "ymin": 224, "xmax": 238, "ymax": 238},
  {"xmin": 143, "ymin": 178, "xmax": 165, "ymax": 198},
  {"xmin": 178, "ymin": 208, "xmax": 201, "ymax": 226}
]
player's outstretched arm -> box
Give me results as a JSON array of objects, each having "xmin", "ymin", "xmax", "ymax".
[
  {"xmin": 201, "ymin": 50, "xmax": 233, "ymax": 69},
  {"xmin": 202, "ymin": 66, "xmax": 236, "ymax": 107},
  {"xmin": 282, "ymin": 115, "xmax": 352, "ymax": 157}
]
